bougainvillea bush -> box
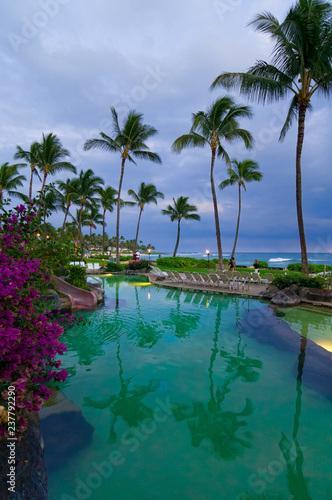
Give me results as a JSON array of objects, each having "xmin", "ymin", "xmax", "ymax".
[{"xmin": 0, "ymin": 204, "xmax": 69, "ymax": 439}]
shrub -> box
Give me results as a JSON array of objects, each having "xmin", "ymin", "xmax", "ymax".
[
  {"xmin": 106, "ymin": 262, "xmax": 127, "ymax": 272},
  {"xmin": 120, "ymin": 255, "xmax": 132, "ymax": 261},
  {"xmin": 128, "ymin": 259, "xmax": 151, "ymax": 270},
  {"xmin": 67, "ymin": 266, "xmax": 88, "ymax": 290},
  {"xmin": 156, "ymin": 256, "xmax": 219, "ymax": 269},
  {"xmin": 0, "ymin": 204, "xmax": 69, "ymax": 438},
  {"xmin": 287, "ymin": 263, "xmax": 332, "ymax": 273},
  {"xmin": 257, "ymin": 260, "xmax": 268, "ymax": 268},
  {"xmin": 272, "ymin": 272, "xmax": 325, "ymax": 290}
]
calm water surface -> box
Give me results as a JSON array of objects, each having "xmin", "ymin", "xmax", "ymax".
[{"xmin": 45, "ymin": 276, "xmax": 332, "ymax": 500}]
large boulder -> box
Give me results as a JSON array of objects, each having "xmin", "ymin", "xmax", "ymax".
[
  {"xmin": 270, "ymin": 286, "xmax": 301, "ymax": 307},
  {"xmin": 299, "ymin": 287, "xmax": 332, "ymax": 303},
  {"xmin": 259, "ymin": 284, "xmax": 279, "ymax": 300}
]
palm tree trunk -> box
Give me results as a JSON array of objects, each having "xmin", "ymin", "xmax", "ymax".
[
  {"xmin": 134, "ymin": 206, "xmax": 143, "ymax": 251},
  {"xmin": 116, "ymin": 158, "xmax": 126, "ymax": 264},
  {"xmin": 210, "ymin": 149, "xmax": 223, "ymax": 269},
  {"xmin": 29, "ymin": 165, "xmax": 35, "ymax": 202},
  {"xmin": 102, "ymin": 209, "xmax": 106, "ymax": 255},
  {"xmin": 296, "ymin": 104, "xmax": 309, "ymax": 275},
  {"xmin": 77, "ymin": 202, "xmax": 84, "ymax": 249},
  {"xmin": 60, "ymin": 205, "xmax": 70, "ymax": 243},
  {"xmin": 173, "ymin": 219, "xmax": 181, "ymax": 257},
  {"xmin": 37, "ymin": 170, "xmax": 48, "ymax": 216},
  {"xmin": 231, "ymin": 183, "xmax": 242, "ymax": 258}
]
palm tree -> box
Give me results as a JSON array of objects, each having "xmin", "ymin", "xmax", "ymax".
[
  {"xmin": 220, "ymin": 159, "xmax": 263, "ymax": 258},
  {"xmin": 55, "ymin": 178, "xmax": 80, "ymax": 242},
  {"xmin": 128, "ymin": 182, "xmax": 164, "ymax": 250},
  {"xmin": 86, "ymin": 204, "xmax": 103, "ymax": 242},
  {"xmin": 70, "ymin": 208, "xmax": 91, "ymax": 243},
  {"xmin": 39, "ymin": 185, "xmax": 62, "ymax": 238},
  {"xmin": 75, "ymin": 169, "xmax": 104, "ymax": 247},
  {"xmin": 14, "ymin": 142, "xmax": 41, "ymax": 202},
  {"xmin": 0, "ymin": 162, "xmax": 26, "ymax": 204},
  {"xmin": 84, "ymin": 107, "xmax": 162, "ymax": 264},
  {"xmin": 37, "ymin": 133, "xmax": 76, "ymax": 211},
  {"xmin": 172, "ymin": 97, "xmax": 253, "ymax": 269},
  {"xmin": 162, "ymin": 196, "xmax": 200, "ymax": 257},
  {"xmin": 98, "ymin": 186, "xmax": 118, "ymax": 254},
  {"xmin": 211, "ymin": 0, "xmax": 332, "ymax": 273}
]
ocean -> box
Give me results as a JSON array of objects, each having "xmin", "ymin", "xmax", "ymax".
[{"xmin": 147, "ymin": 251, "xmax": 332, "ymax": 268}]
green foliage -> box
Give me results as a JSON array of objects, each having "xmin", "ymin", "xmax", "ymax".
[
  {"xmin": 106, "ymin": 262, "xmax": 127, "ymax": 272},
  {"xmin": 272, "ymin": 272, "xmax": 325, "ymax": 290},
  {"xmin": 287, "ymin": 263, "xmax": 332, "ymax": 273},
  {"xmin": 257, "ymin": 261, "xmax": 268, "ymax": 268},
  {"xmin": 128, "ymin": 259, "xmax": 151, "ymax": 270},
  {"xmin": 156, "ymin": 256, "xmax": 220, "ymax": 269},
  {"xmin": 67, "ymin": 266, "xmax": 88, "ymax": 290},
  {"xmin": 120, "ymin": 255, "xmax": 132, "ymax": 261}
]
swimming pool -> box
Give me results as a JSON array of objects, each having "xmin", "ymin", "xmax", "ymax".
[{"xmin": 43, "ymin": 276, "xmax": 332, "ymax": 500}]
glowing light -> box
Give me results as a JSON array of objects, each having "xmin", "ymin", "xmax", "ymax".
[{"xmin": 148, "ymin": 291, "xmax": 151, "ymax": 300}]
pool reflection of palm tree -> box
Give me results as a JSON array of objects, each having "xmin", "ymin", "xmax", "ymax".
[
  {"xmin": 163, "ymin": 290, "xmax": 200, "ymax": 338},
  {"xmin": 84, "ymin": 341, "xmax": 159, "ymax": 443},
  {"xmin": 279, "ymin": 323, "xmax": 312, "ymax": 499},
  {"xmin": 132, "ymin": 287, "xmax": 164, "ymax": 347},
  {"xmin": 172, "ymin": 301, "xmax": 261, "ymax": 459}
]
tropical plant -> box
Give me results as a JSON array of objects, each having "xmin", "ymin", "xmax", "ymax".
[
  {"xmin": 39, "ymin": 185, "xmax": 62, "ymax": 238},
  {"xmin": 55, "ymin": 178, "xmax": 80, "ymax": 242},
  {"xmin": 37, "ymin": 132, "xmax": 76, "ymax": 209},
  {"xmin": 172, "ymin": 97, "xmax": 253, "ymax": 269},
  {"xmin": 84, "ymin": 107, "xmax": 162, "ymax": 264},
  {"xmin": 162, "ymin": 196, "xmax": 200, "ymax": 257},
  {"xmin": 128, "ymin": 182, "xmax": 164, "ymax": 250},
  {"xmin": 0, "ymin": 162, "xmax": 26, "ymax": 204},
  {"xmin": 14, "ymin": 142, "xmax": 41, "ymax": 202},
  {"xmin": 211, "ymin": 0, "xmax": 332, "ymax": 273},
  {"xmin": 219, "ymin": 159, "xmax": 262, "ymax": 258},
  {"xmin": 86, "ymin": 204, "xmax": 103, "ymax": 241},
  {"xmin": 97, "ymin": 186, "xmax": 118, "ymax": 253},
  {"xmin": 74, "ymin": 169, "xmax": 104, "ymax": 246}
]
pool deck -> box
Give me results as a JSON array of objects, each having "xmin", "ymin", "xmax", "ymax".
[{"xmin": 148, "ymin": 273, "xmax": 268, "ymax": 299}]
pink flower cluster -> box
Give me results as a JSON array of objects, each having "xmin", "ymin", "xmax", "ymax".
[{"xmin": 0, "ymin": 205, "xmax": 68, "ymax": 439}]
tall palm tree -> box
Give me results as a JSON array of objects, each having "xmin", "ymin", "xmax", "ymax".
[
  {"xmin": 75, "ymin": 169, "xmax": 104, "ymax": 247},
  {"xmin": 84, "ymin": 107, "xmax": 162, "ymax": 264},
  {"xmin": 39, "ymin": 185, "xmax": 62, "ymax": 238},
  {"xmin": 98, "ymin": 186, "xmax": 118, "ymax": 254},
  {"xmin": 86, "ymin": 204, "xmax": 103, "ymax": 242},
  {"xmin": 162, "ymin": 196, "xmax": 200, "ymax": 257},
  {"xmin": 172, "ymin": 97, "xmax": 253, "ymax": 269},
  {"xmin": 55, "ymin": 178, "xmax": 80, "ymax": 242},
  {"xmin": 0, "ymin": 162, "xmax": 26, "ymax": 204},
  {"xmin": 220, "ymin": 159, "xmax": 263, "ymax": 258},
  {"xmin": 128, "ymin": 182, "xmax": 164, "ymax": 250},
  {"xmin": 211, "ymin": 0, "xmax": 332, "ymax": 273},
  {"xmin": 14, "ymin": 142, "xmax": 41, "ymax": 202},
  {"xmin": 37, "ymin": 133, "xmax": 76, "ymax": 211}
]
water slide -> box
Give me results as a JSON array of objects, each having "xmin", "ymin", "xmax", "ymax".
[{"xmin": 53, "ymin": 276, "xmax": 98, "ymax": 310}]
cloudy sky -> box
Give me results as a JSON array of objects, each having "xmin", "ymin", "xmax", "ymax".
[{"xmin": 1, "ymin": 0, "xmax": 331, "ymax": 254}]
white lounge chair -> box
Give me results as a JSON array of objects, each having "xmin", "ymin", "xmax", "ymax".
[
  {"xmin": 93, "ymin": 263, "xmax": 100, "ymax": 270},
  {"xmin": 79, "ymin": 261, "xmax": 86, "ymax": 267},
  {"xmin": 87, "ymin": 263, "xmax": 94, "ymax": 270}
]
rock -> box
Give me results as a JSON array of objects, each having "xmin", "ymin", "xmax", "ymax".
[
  {"xmin": 270, "ymin": 287, "xmax": 301, "ymax": 307},
  {"xmin": 259, "ymin": 284, "xmax": 279, "ymax": 299},
  {"xmin": 40, "ymin": 389, "xmax": 94, "ymax": 471},
  {"xmin": 88, "ymin": 283, "xmax": 105, "ymax": 304},
  {"xmin": 0, "ymin": 411, "xmax": 48, "ymax": 500},
  {"xmin": 58, "ymin": 295, "xmax": 72, "ymax": 311},
  {"xmin": 299, "ymin": 287, "xmax": 332, "ymax": 303}
]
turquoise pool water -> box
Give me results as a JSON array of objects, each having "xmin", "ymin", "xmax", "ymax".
[{"xmin": 44, "ymin": 276, "xmax": 332, "ymax": 500}]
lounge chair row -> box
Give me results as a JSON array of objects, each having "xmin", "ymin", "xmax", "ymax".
[
  {"xmin": 153, "ymin": 268, "xmax": 274, "ymax": 291},
  {"xmin": 69, "ymin": 262, "xmax": 100, "ymax": 270}
]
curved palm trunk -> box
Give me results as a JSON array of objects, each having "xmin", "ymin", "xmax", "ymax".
[
  {"xmin": 77, "ymin": 202, "xmax": 84, "ymax": 249},
  {"xmin": 134, "ymin": 206, "xmax": 143, "ymax": 251},
  {"xmin": 29, "ymin": 164, "xmax": 35, "ymax": 202},
  {"xmin": 296, "ymin": 104, "xmax": 309, "ymax": 275},
  {"xmin": 102, "ymin": 209, "xmax": 106, "ymax": 254},
  {"xmin": 210, "ymin": 149, "xmax": 223, "ymax": 269},
  {"xmin": 60, "ymin": 204, "xmax": 70, "ymax": 243},
  {"xmin": 231, "ymin": 184, "xmax": 242, "ymax": 259},
  {"xmin": 173, "ymin": 219, "xmax": 181, "ymax": 257},
  {"xmin": 37, "ymin": 170, "xmax": 48, "ymax": 216},
  {"xmin": 116, "ymin": 158, "xmax": 126, "ymax": 264}
]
